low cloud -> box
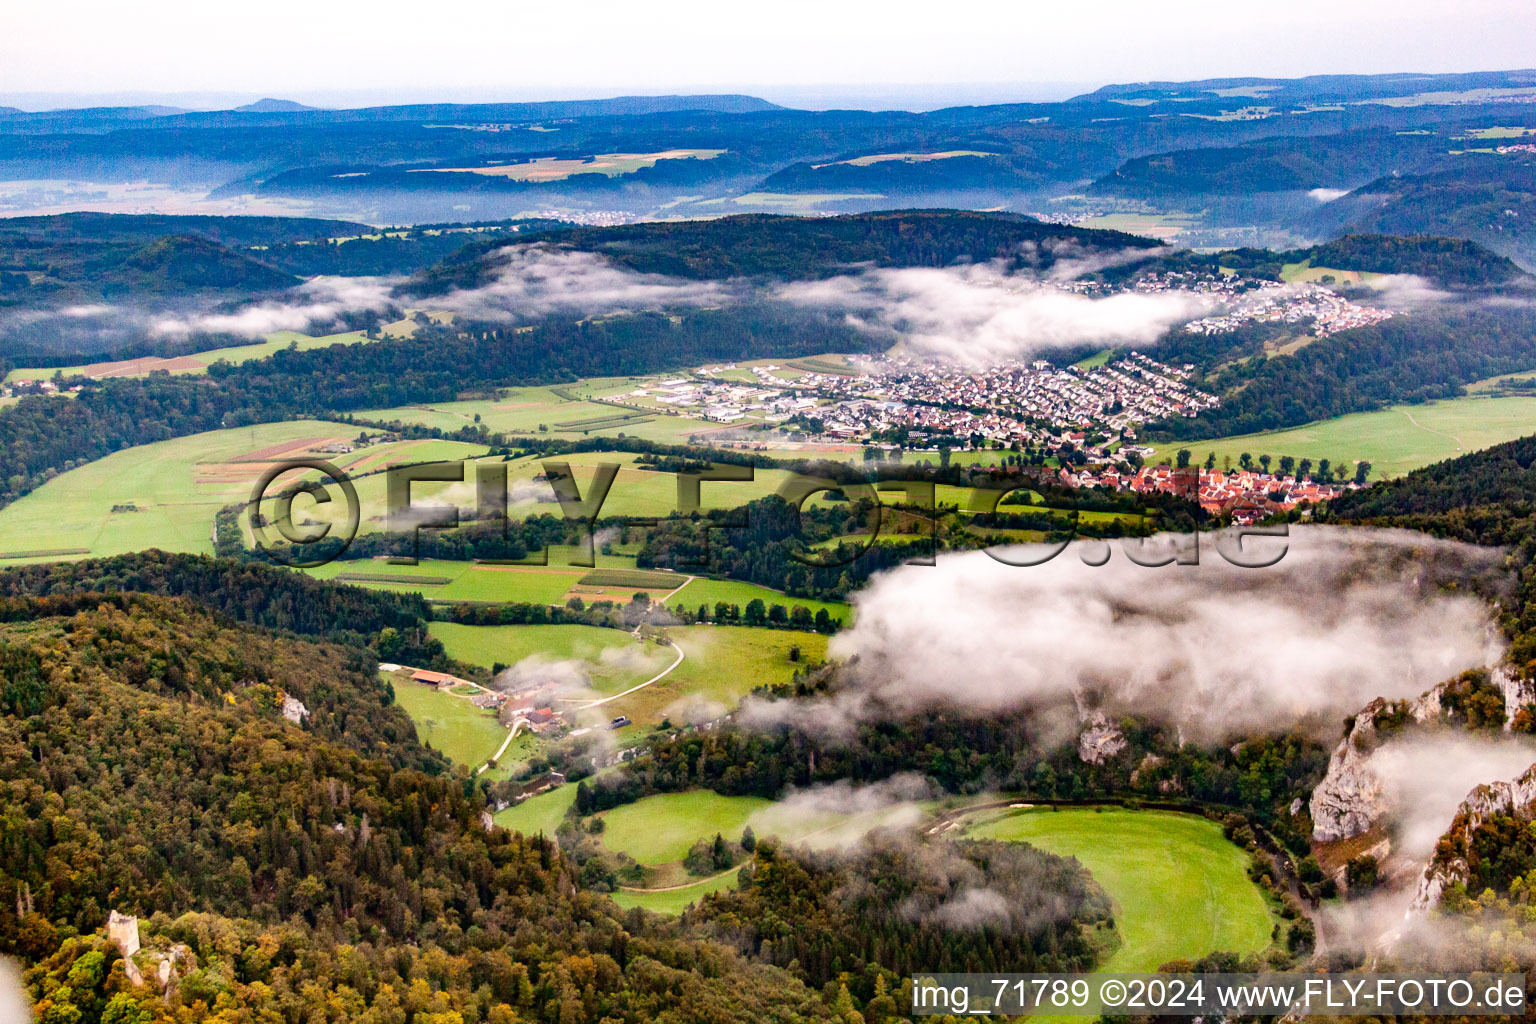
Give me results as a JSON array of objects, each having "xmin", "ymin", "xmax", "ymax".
[
  {"xmin": 746, "ymin": 527, "xmax": 1502, "ymax": 743},
  {"xmin": 150, "ymin": 276, "xmax": 397, "ymax": 338},
  {"xmin": 1368, "ymin": 734, "xmax": 1536, "ymax": 863},
  {"xmin": 1359, "ymin": 273, "xmax": 1453, "ymax": 307},
  {"xmin": 492, "ymin": 655, "xmax": 590, "ymax": 695},
  {"xmin": 436, "ymin": 245, "xmax": 734, "ymax": 321},
  {"xmin": 1308, "ymin": 187, "xmax": 1351, "ymax": 203},
  {"xmin": 0, "ymin": 958, "xmax": 28, "ymax": 1023},
  {"xmin": 777, "ymin": 261, "xmax": 1210, "ymax": 366}
]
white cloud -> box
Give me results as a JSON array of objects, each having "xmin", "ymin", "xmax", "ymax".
[
  {"xmin": 149, "ymin": 275, "xmax": 397, "ymax": 338},
  {"xmin": 778, "ymin": 261, "xmax": 1210, "ymax": 366},
  {"xmin": 746, "ymin": 527, "xmax": 1502, "ymax": 743},
  {"xmin": 435, "ymin": 245, "xmax": 735, "ymax": 321}
]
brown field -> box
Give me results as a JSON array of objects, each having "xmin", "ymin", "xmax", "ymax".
[
  {"xmin": 229, "ymin": 436, "xmax": 341, "ymax": 462},
  {"xmin": 815, "ymin": 150, "xmax": 992, "ymax": 168},
  {"xmin": 410, "ymin": 150, "xmax": 724, "ymax": 181},
  {"xmin": 77, "ymin": 354, "xmax": 207, "ymax": 377}
]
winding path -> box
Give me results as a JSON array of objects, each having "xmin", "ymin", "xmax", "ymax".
[{"xmin": 578, "ymin": 642, "xmax": 686, "ymax": 710}]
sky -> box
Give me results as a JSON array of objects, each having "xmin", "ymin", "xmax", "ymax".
[{"xmin": 2, "ymin": 0, "xmax": 1535, "ymax": 110}]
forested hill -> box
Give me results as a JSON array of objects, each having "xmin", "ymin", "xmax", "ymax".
[
  {"xmin": 1327, "ymin": 433, "xmax": 1536, "ymax": 522},
  {"xmin": 409, "ymin": 210, "xmax": 1164, "ymax": 291},
  {"xmin": 1287, "ymin": 234, "xmax": 1527, "ymax": 287},
  {"xmin": 0, "ymin": 593, "xmax": 842, "ymax": 1023}
]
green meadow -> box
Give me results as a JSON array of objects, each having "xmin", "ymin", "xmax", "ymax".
[
  {"xmin": 0, "ymin": 419, "xmax": 490, "ymax": 561},
  {"xmin": 610, "ymin": 868, "xmax": 744, "ymax": 914},
  {"xmin": 389, "ymin": 673, "xmax": 509, "ymax": 769},
  {"xmin": 601, "ymin": 791, "xmax": 773, "ymax": 866},
  {"xmin": 600, "ymin": 625, "xmax": 826, "ymax": 735},
  {"xmin": 3, "ymin": 320, "xmax": 422, "ymax": 384},
  {"xmin": 493, "ymin": 782, "xmax": 579, "ymax": 838},
  {"xmin": 1149, "ymin": 393, "xmax": 1536, "ymax": 480},
  {"xmin": 666, "ymin": 577, "xmax": 849, "ymax": 623},
  {"xmin": 966, "ymin": 808, "xmax": 1276, "ymax": 972}
]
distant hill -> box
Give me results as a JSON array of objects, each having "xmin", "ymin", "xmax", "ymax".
[
  {"xmin": 1307, "ymin": 153, "xmax": 1536, "ymax": 268},
  {"xmin": 118, "ymin": 234, "xmax": 298, "ymax": 292},
  {"xmin": 232, "ymin": 97, "xmax": 318, "ymax": 113},
  {"xmin": 1288, "ymin": 234, "xmax": 1528, "ymax": 287},
  {"xmin": 412, "ymin": 209, "xmax": 1163, "ymax": 292},
  {"xmin": 0, "ymin": 103, "xmax": 182, "ymax": 133},
  {"xmin": 1089, "ymin": 127, "xmax": 1444, "ymax": 197},
  {"xmin": 1074, "ymin": 69, "xmax": 1536, "ymax": 107},
  {"xmin": 147, "ymin": 93, "xmax": 782, "ymax": 130},
  {"xmin": 0, "ymin": 211, "xmax": 371, "ymax": 247}
]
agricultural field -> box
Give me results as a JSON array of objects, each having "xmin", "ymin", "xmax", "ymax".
[
  {"xmin": 307, "ymin": 558, "xmax": 595, "ymax": 604},
  {"xmin": 389, "ymin": 673, "xmax": 512, "ymax": 770},
  {"xmin": 602, "ymin": 791, "xmax": 773, "ymax": 866},
  {"xmin": 610, "ymin": 868, "xmax": 745, "ymax": 914},
  {"xmin": 597, "ymin": 625, "xmax": 827, "ymax": 738},
  {"xmin": 3, "ymin": 318, "xmax": 427, "ymax": 383},
  {"xmin": 1148, "ymin": 392, "xmax": 1536, "ymax": 480},
  {"xmin": 965, "ymin": 808, "xmax": 1276, "ymax": 972},
  {"xmin": 595, "ymin": 789, "xmax": 932, "ymax": 910},
  {"xmin": 1279, "ymin": 261, "xmax": 1380, "ymax": 285},
  {"xmin": 668, "ymin": 577, "xmax": 849, "ymax": 624},
  {"xmin": 492, "ymin": 783, "xmax": 579, "ymax": 838},
  {"xmin": 0, "ymin": 418, "xmax": 486, "ymax": 561},
  {"xmin": 1073, "ymin": 212, "xmax": 1199, "ymax": 240},
  {"xmin": 430, "ymin": 621, "xmax": 653, "ymax": 669},
  {"xmin": 824, "ymin": 150, "xmax": 994, "ymax": 167},
  {"xmin": 410, "ymin": 149, "xmax": 724, "ymax": 181}
]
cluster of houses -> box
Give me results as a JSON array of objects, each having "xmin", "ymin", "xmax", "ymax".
[
  {"xmin": 786, "ymin": 350, "xmax": 1217, "ymax": 451},
  {"xmin": 0, "ymin": 377, "xmax": 82, "ymax": 400},
  {"xmin": 625, "ymin": 372, "xmax": 818, "ymax": 424},
  {"xmin": 1183, "ymin": 281, "xmax": 1394, "ymax": 338},
  {"xmin": 381, "ymin": 664, "xmax": 569, "ymax": 735},
  {"xmin": 1060, "ymin": 463, "xmax": 1357, "ymax": 523}
]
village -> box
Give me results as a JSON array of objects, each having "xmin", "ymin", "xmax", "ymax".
[{"xmin": 1060, "ymin": 461, "xmax": 1359, "ymax": 524}]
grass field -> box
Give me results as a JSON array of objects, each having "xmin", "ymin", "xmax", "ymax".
[
  {"xmin": 493, "ymin": 783, "xmax": 578, "ymax": 837},
  {"xmin": 601, "ymin": 791, "xmax": 774, "ymax": 866},
  {"xmin": 390, "ymin": 674, "xmax": 509, "ymax": 769},
  {"xmin": 308, "ymin": 558, "xmax": 592, "ymax": 603},
  {"xmin": 357, "ymin": 382, "xmax": 751, "ymax": 446},
  {"xmin": 1149, "ymin": 393, "xmax": 1536, "ymax": 480},
  {"xmin": 600, "ymin": 626, "xmax": 827, "ymax": 736},
  {"xmin": 2, "ymin": 320, "xmax": 423, "ymax": 383},
  {"xmin": 966, "ymin": 808, "xmax": 1275, "ymax": 972},
  {"xmin": 430, "ymin": 621, "xmax": 648, "ymax": 668},
  {"xmin": 610, "ymin": 867, "xmax": 744, "ymax": 913},
  {"xmin": 668, "ymin": 578, "xmax": 849, "ymax": 623},
  {"xmin": 411, "ymin": 150, "xmax": 723, "ymax": 181},
  {"xmin": 0, "ymin": 419, "xmax": 487, "ymax": 561}
]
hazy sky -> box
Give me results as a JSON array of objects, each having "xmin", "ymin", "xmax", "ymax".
[{"xmin": 3, "ymin": 0, "xmax": 1534, "ymax": 108}]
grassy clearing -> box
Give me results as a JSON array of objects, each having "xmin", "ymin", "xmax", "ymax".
[
  {"xmin": 1279, "ymin": 261, "xmax": 1380, "ymax": 285},
  {"xmin": 1149, "ymin": 393, "xmax": 1536, "ymax": 480},
  {"xmin": 668, "ymin": 578, "xmax": 848, "ymax": 623},
  {"xmin": 307, "ymin": 559, "xmax": 588, "ymax": 604},
  {"xmin": 578, "ymin": 568, "xmax": 683, "ymax": 589},
  {"xmin": 601, "ymin": 625, "xmax": 827, "ymax": 736},
  {"xmin": 601, "ymin": 791, "xmax": 773, "ymax": 866},
  {"xmin": 493, "ymin": 784, "xmax": 578, "ymax": 837},
  {"xmin": 966, "ymin": 808, "xmax": 1275, "ymax": 972},
  {"xmin": 411, "ymin": 150, "xmax": 724, "ymax": 181},
  {"xmin": 611, "ymin": 868, "xmax": 744, "ymax": 914},
  {"xmin": 427, "ymin": 622, "xmax": 673, "ymax": 696},
  {"xmin": 3, "ymin": 322, "xmax": 423, "ymax": 384},
  {"xmin": 389, "ymin": 674, "xmax": 508, "ymax": 769},
  {"xmin": 0, "ymin": 419, "xmax": 483, "ymax": 562}
]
